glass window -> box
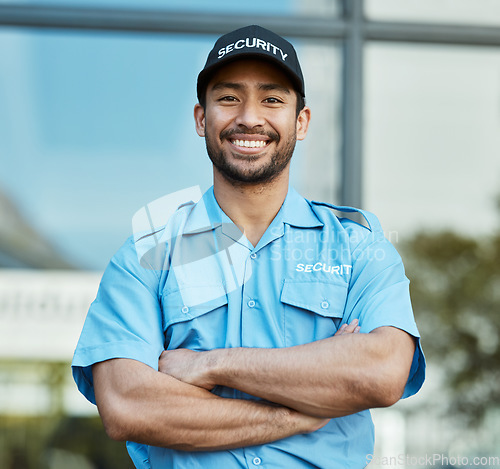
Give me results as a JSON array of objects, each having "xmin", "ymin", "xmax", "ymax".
[
  {"xmin": 0, "ymin": 0, "xmax": 341, "ymax": 18},
  {"xmin": 364, "ymin": 43, "xmax": 500, "ymax": 239},
  {"xmin": 291, "ymin": 38, "xmax": 342, "ymax": 204},
  {"xmin": 366, "ymin": 0, "xmax": 500, "ymax": 26},
  {"xmin": 0, "ymin": 29, "xmax": 341, "ymax": 270},
  {"xmin": 1, "ymin": 29, "xmax": 212, "ymax": 270},
  {"xmin": 291, "ymin": 0, "xmax": 341, "ymax": 18}
]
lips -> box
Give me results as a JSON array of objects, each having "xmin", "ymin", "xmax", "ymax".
[{"xmin": 221, "ymin": 129, "xmax": 277, "ymax": 153}]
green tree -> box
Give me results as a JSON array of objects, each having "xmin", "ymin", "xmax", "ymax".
[{"xmin": 403, "ymin": 225, "xmax": 500, "ymax": 425}]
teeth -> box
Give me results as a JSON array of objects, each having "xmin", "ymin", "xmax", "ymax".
[{"xmin": 232, "ymin": 139, "xmax": 267, "ymax": 148}]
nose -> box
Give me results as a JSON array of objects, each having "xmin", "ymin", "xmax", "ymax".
[{"xmin": 234, "ymin": 100, "xmax": 266, "ymax": 129}]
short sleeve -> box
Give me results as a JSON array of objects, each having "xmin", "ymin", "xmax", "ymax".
[
  {"xmin": 71, "ymin": 236, "xmax": 166, "ymax": 404},
  {"xmin": 345, "ymin": 226, "xmax": 426, "ymax": 399}
]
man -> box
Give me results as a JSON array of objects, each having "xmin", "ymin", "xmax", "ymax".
[{"xmin": 72, "ymin": 25, "xmax": 425, "ymax": 468}]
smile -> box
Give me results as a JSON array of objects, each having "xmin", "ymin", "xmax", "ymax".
[{"xmin": 231, "ymin": 139, "xmax": 269, "ymax": 149}]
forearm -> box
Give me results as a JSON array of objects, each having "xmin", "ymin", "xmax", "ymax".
[
  {"xmin": 162, "ymin": 327, "xmax": 415, "ymax": 418},
  {"xmin": 210, "ymin": 328, "xmax": 415, "ymax": 417},
  {"xmin": 93, "ymin": 358, "xmax": 326, "ymax": 451},
  {"xmin": 206, "ymin": 337, "xmax": 382, "ymax": 417}
]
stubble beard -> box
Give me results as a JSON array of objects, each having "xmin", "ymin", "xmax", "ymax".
[{"xmin": 205, "ymin": 128, "xmax": 297, "ymax": 186}]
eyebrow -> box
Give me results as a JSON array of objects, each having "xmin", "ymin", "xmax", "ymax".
[
  {"xmin": 211, "ymin": 81, "xmax": 291, "ymax": 94},
  {"xmin": 258, "ymin": 83, "xmax": 291, "ymax": 94}
]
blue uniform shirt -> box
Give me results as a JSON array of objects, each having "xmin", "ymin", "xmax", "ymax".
[{"xmin": 72, "ymin": 186, "xmax": 425, "ymax": 469}]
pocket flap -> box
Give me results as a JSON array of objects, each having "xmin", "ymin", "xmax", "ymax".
[
  {"xmin": 280, "ymin": 280, "xmax": 347, "ymax": 318},
  {"xmin": 162, "ymin": 284, "xmax": 228, "ymax": 327}
]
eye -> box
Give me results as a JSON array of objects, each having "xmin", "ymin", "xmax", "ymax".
[
  {"xmin": 218, "ymin": 95, "xmax": 238, "ymax": 102},
  {"xmin": 263, "ymin": 97, "xmax": 284, "ymax": 104}
]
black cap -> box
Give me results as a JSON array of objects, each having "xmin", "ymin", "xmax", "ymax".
[{"xmin": 197, "ymin": 25, "xmax": 305, "ymax": 102}]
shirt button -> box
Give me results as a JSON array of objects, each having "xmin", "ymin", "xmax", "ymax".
[
  {"xmin": 181, "ymin": 306, "xmax": 189, "ymax": 314},
  {"xmin": 320, "ymin": 301, "xmax": 329, "ymax": 309},
  {"xmin": 250, "ymin": 253, "xmax": 257, "ymax": 259},
  {"xmin": 253, "ymin": 457, "xmax": 262, "ymax": 466},
  {"xmin": 248, "ymin": 300, "xmax": 256, "ymax": 308}
]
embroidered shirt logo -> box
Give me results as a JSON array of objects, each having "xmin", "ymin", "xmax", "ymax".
[{"xmin": 295, "ymin": 263, "xmax": 352, "ymax": 275}]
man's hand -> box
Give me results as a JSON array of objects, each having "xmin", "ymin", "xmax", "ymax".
[
  {"xmin": 159, "ymin": 320, "xmax": 361, "ymax": 390},
  {"xmin": 159, "ymin": 348, "xmax": 214, "ymax": 390}
]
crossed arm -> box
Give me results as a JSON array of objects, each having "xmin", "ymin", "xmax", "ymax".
[
  {"xmin": 92, "ymin": 356, "xmax": 328, "ymax": 451},
  {"xmin": 158, "ymin": 321, "xmax": 415, "ymax": 417},
  {"xmin": 92, "ymin": 321, "xmax": 415, "ymax": 451}
]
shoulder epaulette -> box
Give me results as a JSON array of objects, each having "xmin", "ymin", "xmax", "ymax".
[{"xmin": 311, "ymin": 201, "xmax": 382, "ymax": 233}]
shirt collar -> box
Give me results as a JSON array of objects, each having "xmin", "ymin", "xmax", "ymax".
[
  {"xmin": 183, "ymin": 185, "xmax": 324, "ymax": 237},
  {"xmin": 279, "ymin": 186, "xmax": 324, "ymax": 229},
  {"xmin": 183, "ymin": 187, "xmax": 222, "ymax": 235}
]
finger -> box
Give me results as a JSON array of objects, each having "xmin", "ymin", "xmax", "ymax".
[
  {"xmin": 343, "ymin": 319, "xmax": 359, "ymax": 334},
  {"xmin": 334, "ymin": 323, "xmax": 348, "ymax": 336}
]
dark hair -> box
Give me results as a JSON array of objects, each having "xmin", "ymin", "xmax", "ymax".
[
  {"xmin": 295, "ymin": 92, "xmax": 306, "ymax": 117},
  {"xmin": 199, "ymin": 87, "xmax": 306, "ymax": 118}
]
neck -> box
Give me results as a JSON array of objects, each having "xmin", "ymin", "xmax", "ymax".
[{"xmin": 213, "ymin": 169, "xmax": 290, "ymax": 247}]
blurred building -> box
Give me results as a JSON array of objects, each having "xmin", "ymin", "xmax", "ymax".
[{"xmin": 0, "ymin": 189, "xmax": 75, "ymax": 269}]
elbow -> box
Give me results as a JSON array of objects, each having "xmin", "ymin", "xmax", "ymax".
[
  {"xmin": 96, "ymin": 396, "xmax": 134, "ymax": 442},
  {"xmin": 367, "ymin": 327, "xmax": 416, "ymax": 408},
  {"xmin": 373, "ymin": 382, "xmax": 405, "ymax": 408},
  {"xmin": 369, "ymin": 368, "xmax": 408, "ymax": 408},
  {"xmin": 102, "ymin": 415, "xmax": 129, "ymax": 442}
]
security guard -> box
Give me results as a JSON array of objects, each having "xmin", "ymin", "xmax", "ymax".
[{"xmin": 73, "ymin": 25, "xmax": 425, "ymax": 468}]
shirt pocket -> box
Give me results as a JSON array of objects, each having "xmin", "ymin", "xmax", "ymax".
[
  {"xmin": 280, "ymin": 279, "xmax": 348, "ymax": 346},
  {"xmin": 161, "ymin": 284, "xmax": 228, "ymax": 350}
]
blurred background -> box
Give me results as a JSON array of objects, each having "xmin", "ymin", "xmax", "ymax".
[{"xmin": 1, "ymin": 0, "xmax": 500, "ymax": 467}]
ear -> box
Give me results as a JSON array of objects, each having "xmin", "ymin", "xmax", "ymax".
[
  {"xmin": 194, "ymin": 103, "xmax": 206, "ymax": 137},
  {"xmin": 296, "ymin": 106, "xmax": 311, "ymax": 141}
]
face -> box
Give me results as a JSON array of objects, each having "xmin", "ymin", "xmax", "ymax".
[{"xmin": 194, "ymin": 59, "xmax": 310, "ymax": 186}]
